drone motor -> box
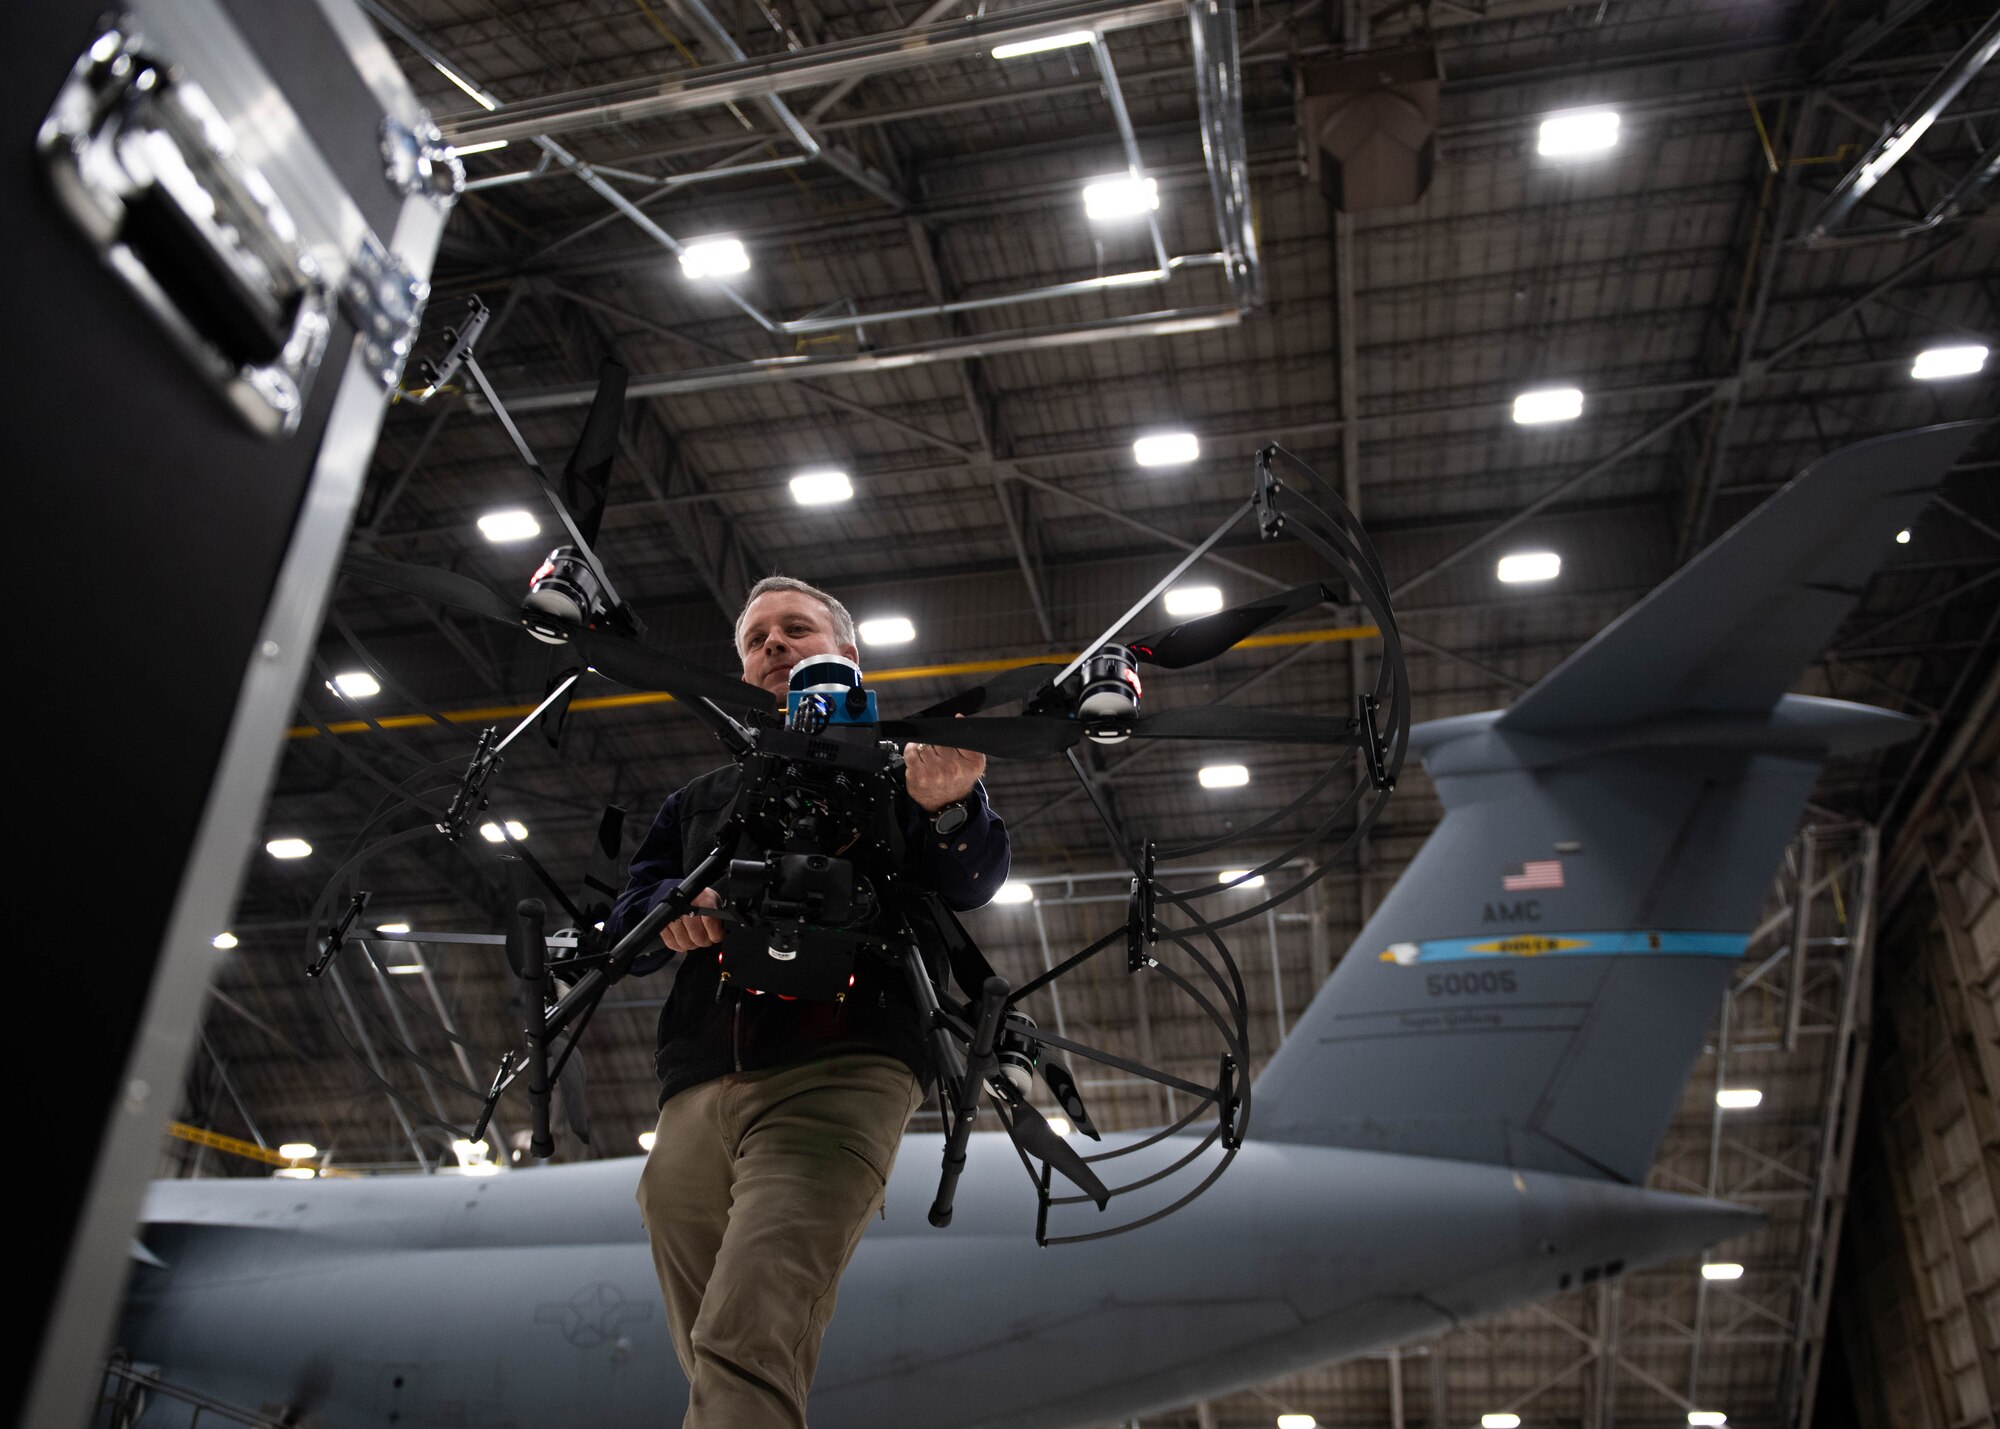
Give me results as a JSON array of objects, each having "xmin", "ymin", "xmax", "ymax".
[
  {"xmin": 993, "ymin": 1015, "xmax": 1039, "ymax": 1099},
  {"xmin": 523, "ymin": 546, "xmax": 604, "ymax": 643},
  {"xmin": 1077, "ymin": 645, "xmax": 1143, "ymax": 743}
]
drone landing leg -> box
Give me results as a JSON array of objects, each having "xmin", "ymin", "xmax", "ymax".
[{"xmin": 925, "ymin": 975, "xmax": 1009, "ymax": 1229}]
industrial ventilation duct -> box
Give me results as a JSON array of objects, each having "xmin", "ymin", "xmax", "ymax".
[{"xmin": 1295, "ymin": 47, "xmax": 1441, "ymax": 211}]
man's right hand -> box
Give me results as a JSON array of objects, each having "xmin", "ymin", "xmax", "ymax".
[{"xmin": 660, "ymin": 886, "xmax": 724, "ymax": 954}]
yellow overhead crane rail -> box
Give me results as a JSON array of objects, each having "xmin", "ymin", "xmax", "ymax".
[
  {"xmin": 167, "ymin": 1121, "xmax": 359, "ymax": 1178},
  {"xmin": 288, "ymin": 622, "xmax": 1381, "ymax": 740}
]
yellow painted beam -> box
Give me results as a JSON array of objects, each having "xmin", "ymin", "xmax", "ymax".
[
  {"xmin": 165, "ymin": 1120, "xmax": 358, "ymax": 1177},
  {"xmin": 290, "ymin": 624, "xmax": 1379, "ymax": 740}
]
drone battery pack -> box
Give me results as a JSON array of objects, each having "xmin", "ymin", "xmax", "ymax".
[
  {"xmin": 16, "ymin": 3, "xmax": 453, "ymax": 1423},
  {"xmin": 719, "ymin": 926, "xmax": 862, "ymax": 1003}
]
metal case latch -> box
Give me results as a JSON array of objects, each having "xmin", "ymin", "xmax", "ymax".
[{"xmin": 37, "ymin": 22, "xmax": 333, "ymax": 437}]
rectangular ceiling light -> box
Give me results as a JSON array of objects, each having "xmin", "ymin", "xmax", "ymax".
[
  {"xmin": 1688, "ymin": 1415, "xmax": 1728, "ymax": 1427},
  {"xmin": 993, "ymin": 881, "xmax": 1036, "ymax": 904},
  {"xmin": 1537, "ymin": 107, "xmax": 1619, "ymax": 156},
  {"xmin": 1715, "ymin": 1088, "xmax": 1762, "ymax": 1109},
  {"xmin": 431, "ymin": 60, "xmax": 498, "ymax": 111},
  {"xmin": 1219, "ymin": 869, "xmax": 1266, "ymax": 889},
  {"xmin": 1512, "ymin": 386, "xmax": 1584, "ymax": 424},
  {"xmin": 1134, "ymin": 431, "xmax": 1199, "ymax": 466},
  {"xmin": 451, "ymin": 138, "xmax": 509, "ymax": 156},
  {"xmin": 478, "ymin": 508, "xmax": 540, "ymax": 543},
  {"xmin": 1164, "ymin": 585, "xmax": 1223, "ymax": 616},
  {"xmin": 859, "ymin": 616, "xmax": 915, "ymax": 645},
  {"xmin": 387, "ymin": 964, "xmax": 424, "ymax": 975},
  {"xmin": 329, "ymin": 670, "xmax": 381, "ymax": 699},
  {"xmin": 1497, "ymin": 552, "xmax": 1561, "ymax": 583},
  {"xmin": 266, "ymin": 838, "xmax": 312, "ymax": 860},
  {"xmin": 1482, "ymin": 1417, "xmax": 1522, "ymax": 1429},
  {"xmin": 1083, "ymin": 174, "xmax": 1159, "ymax": 222},
  {"xmin": 1198, "ymin": 763, "xmax": 1249, "ymax": 789},
  {"xmin": 679, "ymin": 236, "xmax": 751, "ymax": 279},
  {"xmin": 278, "ymin": 1142, "xmax": 318, "ymax": 1161},
  {"xmin": 790, "ymin": 468, "xmax": 853, "ymax": 505},
  {"xmin": 1911, "ymin": 343, "xmax": 1987, "ymax": 380},
  {"xmin": 479, "ymin": 820, "xmax": 528, "ymax": 843},
  {"xmin": 991, "ymin": 30, "xmax": 1093, "ymax": 59},
  {"xmin": 211, "ymin": 932, "xmax": 238, "ymax": 950},
  {"xmin": 1701, "ymin": 1262, "xmax": 1744, "ymax": 1280},
  {"xmin": 1277, "ymin": 1417, "xmax": 1317, "ymax": 1429}
]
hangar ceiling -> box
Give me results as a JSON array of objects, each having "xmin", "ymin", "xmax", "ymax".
[{"xmin": 180, "ymin": 0, "xmax": 1997, "ymax": 1424}]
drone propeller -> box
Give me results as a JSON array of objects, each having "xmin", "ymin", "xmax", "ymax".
[
  {"xmin": 906, "ymin": 662, "xmax": 1066, "ymax": 720},
  {"xmin": 343, "ymin": 553, "xmax": 774, "ymax": 713},
  {"xmin": 882, "ymin": 705, "xmax": 1360, "ymax": 760},
  {"xmin": 1127, "ymin": 582, "xmax": 1334, "ymax": 670},
  {"xmin": 993, "ymin": 1082, "xmax": 1109, "ymax": 1208},
  {"xmin": 1038, "ymin": 1057, "xmax": 1101, "ymax": 1141}
]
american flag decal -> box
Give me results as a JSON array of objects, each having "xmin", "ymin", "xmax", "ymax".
[{"xmin": 1504, "ymin": 859, "xmax": 1565, "ymax": 891}]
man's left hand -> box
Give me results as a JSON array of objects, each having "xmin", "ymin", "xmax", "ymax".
[{"xmin": 903, "ymin": 722, "xmax": 986, "ymax": 812}]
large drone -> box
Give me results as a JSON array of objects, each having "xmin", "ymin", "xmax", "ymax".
[{"xmin": 303, "ymin": 297, "xmax": 1409, "ymax": 1242}]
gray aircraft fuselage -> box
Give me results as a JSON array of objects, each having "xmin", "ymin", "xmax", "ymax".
[{"xmin": 126, "ymin": 1132, "xmax": 1751, "ymax": 1428}]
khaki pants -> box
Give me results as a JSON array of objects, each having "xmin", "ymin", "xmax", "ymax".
[{"xmin": 637, "ymin": 1052, "xmax": 925, "ymax": 1429}]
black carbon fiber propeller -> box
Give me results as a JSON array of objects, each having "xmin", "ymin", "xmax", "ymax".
[
  {"xmin": 993, "ymin": 1083, "xmax": 1109, "ymax": 1208},
  {"xmin": 1039, "ymin": 1057, "xmax": 1100, "ymax": 1141},
  {"xmin": 881, "ymin": 706, "xmax": 1360, "ymax": 760},
  {"xmin": 344, "ymin": 553, "xmax": 774, "ymax": 712},
  {"xmin": 1126, "ymin": 582, "xmax": 1334, "ymax": 669}
]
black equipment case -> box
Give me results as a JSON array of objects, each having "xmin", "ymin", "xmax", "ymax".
[{"xmin": 11, "ymin": 3, "xmax": 457, "ymax": 1423}]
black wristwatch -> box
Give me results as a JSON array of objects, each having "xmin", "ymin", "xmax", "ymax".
[{"xmin": 930, "ymin": 799, "xmax": 971, "ymax": 837}]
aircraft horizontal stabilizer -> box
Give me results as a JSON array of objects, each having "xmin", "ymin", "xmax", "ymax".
[{"xmin": 1499, "ymin": 422, "xmax": 1980, "ymax": 734}]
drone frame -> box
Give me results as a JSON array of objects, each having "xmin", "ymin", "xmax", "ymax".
[{"xmin": 297, "ymin": 301, "xmax": 1409, "ymax": 1240}]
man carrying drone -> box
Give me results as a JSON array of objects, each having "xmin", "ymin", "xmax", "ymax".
[{"xmin": 603, "ymin": 574, "xmax": 1009, "ymax": 1429}]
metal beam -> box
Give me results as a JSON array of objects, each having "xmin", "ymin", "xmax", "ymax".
[{"xmin": 442, "ymin": 0, "xmax": 1190, "ymax": 146}]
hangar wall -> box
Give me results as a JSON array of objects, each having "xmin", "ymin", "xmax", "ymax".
[{"xmin": 1826, "ymin": 689, "xmax": 2000, "ymax": 1429}]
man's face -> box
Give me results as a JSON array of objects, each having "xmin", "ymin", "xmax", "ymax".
[{"xmin": 737, "ymin": 590, "xmax": 859, "ymax": 697}]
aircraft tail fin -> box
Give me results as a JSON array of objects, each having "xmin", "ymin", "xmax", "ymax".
[{"xmin": 1251, "ymin": 424, "xmax": 1979, "ymax": 1183}]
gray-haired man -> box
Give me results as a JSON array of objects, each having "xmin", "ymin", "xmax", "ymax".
[{"xmin": 605, "ymin": 575, "xmax": 1010, "ymax": 1427}]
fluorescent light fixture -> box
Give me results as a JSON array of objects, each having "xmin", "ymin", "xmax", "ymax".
[
  {"xmin": 431, "ymin": 60, "xmax": 498, "ymax": 111},
  {"xmin": 639, "ymin": 1130, "xmax": 658, "ymax": 1152},
  {"xmin": 211, "ymin": 932, "xmax": 238, "ymax": 950},
  {"xmin": 451, "ymin": 1138, "xmax": 495, "ymax": 1171},
  {"xmin": 1497, "ymin": 551, "xmax": 1562, "ymax": 584},
  {"xmin": 1164, "ymin": 585, "xmax": 1223, "ymax": 616},
  {"xmin": 679, "ymin": 236, "xmax": 750, "ymax": 279},
  {"xmin": 993, "ymin": 881, "xmax": 1036, "ymax": 904},
  {"xmin": 991, "ymin": 29, "xmax": 1093, "ymax": 58},
  {"xmin": 1083, "ymin": 174, "xmax": 1159, "ymax": 222},
  {"xmin": 1702, "ymin": 1262, "xmax": 1745, "ymax": 1281},
  {"xmin": 1688, "ymin": 1414, "xmax": 1728, "ymax": 1427},
  {"xmin": 387, "ymin": 964, "xmax": 424, "ymax": 975},
  {"xmin": 1537, "ymin": 107, "xmax": 1619, "ymax": 156},
  {"xmin": 1483, "ymin": 1416, "xmax": 1523, "ymax": 1429},
  {"xmin": 1219, "ymin": 869, "xmax": 1267, "ymax": 889},
  {"xmin": 266, "ymin": 837, "xmax": 312, "ymax": 860},
  {"xmin": 789, "ymin": 468, "xmax": 853, "ymax": 505},
  {"xmin": 451, "ymin": 138, "xmax": 509, "ymax": 156},
  {"xmin": 1133, "ymin": 431, "xmax": 1199, "ymax": 466},
  {"xmin": 859, "ymin": 616, "xmax": 915, "ymax": 646},
  {"xmin": 477, "ymin": 508, "xmax": 540, "ymax": 543},
  {"xmin": 329, "ymin": 670, "xmax": 380, "ymax": 699},
  {"xmin": 376, "ymin": 923, "xmax": 411, "ymax": 935},
  {"xmin": 279, "ymin": 1142, "xmax": 318, "ymax": 1161},
  {"xmin": 1199, "ymin": 763, "xmax": 1250, "ymax": 789},
  {"xmin": 1910, "ymin": 343, "xmax": 1987, "ymax": 380},
  {"xmin": 1895, "ymin": 529, "xmax": 1911, "ymax": 544},
  {"xmin": 1046, "ymin": 1114, "xmax": 1074, "ymax": 1137},
  {"xmin": 1277, "ymin": 1418, "xmax": 1317, "ymax": 1429},
  {"xmin": 479, "ymin": 820, "xmax": 528, "ymax": 843},
  {"xmin": 274, "ymin": 1166, "xmax": 317, "ymax": 1180},
  {"xmin": 1716, "ymin": 1088, "xmax": 1763, "ymax": 1109},
  {"xmin": 1513, "ymin": 386, "xmax": 1584, "ymax": 424}
]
